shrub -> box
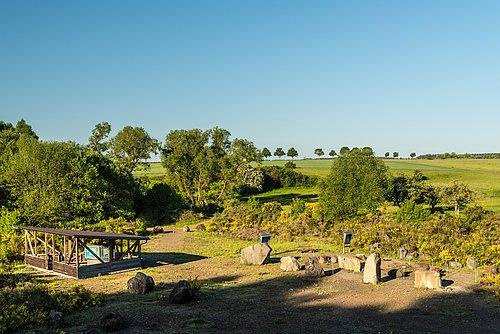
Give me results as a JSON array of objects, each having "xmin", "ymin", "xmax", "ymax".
[
  {"xmin": 290, "ymin": 198, "xmax": 306, "ymax": 218},
  {"xmin": 259, "ymin": 166, "xmax": 317, "ymax": 191},
  {"xmin": 284, "ymin": 161, "xmax": 296, "ymax": 169},
  {"xmin": 0, "ymin": 281, "xmax": 105, "ymax": 333},
  {"xmin": 395, "ymin": 200, "xmax": 430, "ymax": 225},
  {"xmin": 0, "ymin": 207, "xmax": 23, "ymax": 263}
]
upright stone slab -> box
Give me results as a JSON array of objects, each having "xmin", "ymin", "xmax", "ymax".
[
  {"xmin": 240, "ymin": 243, "xmax": 272, "ymax": 265},
  {"xmin": 304, "ymin": 256, "xmax": 325, "ymax": 278},
  {"xmin": 338, "ymin": 253, "xmax": 364, "ymax": 272},
  {"xmin": 414, "ymin": 269, "xmax": 442, "ymax": 289},
  {"xmin": 363, "ymin": 253, "xmax": 381, "ymax": 284},
  {"xmin": 280, "ymin": 256, "xmax": 301, "ymax": 272}
]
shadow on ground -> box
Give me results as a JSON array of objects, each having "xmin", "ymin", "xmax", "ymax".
[
  {"xmin": 142, "ymin": 252, "xmax": 208, "ymax": 267},
  {"xmin": 60, "ymin": 271, "xmax": 499, "ymax": 334}
]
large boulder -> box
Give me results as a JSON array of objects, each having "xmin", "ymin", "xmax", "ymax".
[
  {"xmin": 127, "ymin": 272, "xmax": 155, "ymax": 294},
  {"xmin": 338, "ymin": 253, "xmax": 365, "ymax": 272},
  {"xmin": 363, "ymin": 253, "xmax": 381, "ymax": 284},
  {"xmin": 240, "ymin": 243, "xmax": 272, "ymax": 265},
  {"xmin": 100, "ymin": 312, "xmax": 125, "ymax": 332},
  {"xmin": 280, "ymin": 256, "xmax": 301, "ymax": 272},
  {"xmin": 304, "ymin": 256, "xmax": 325, "ymax": 278},
  {"xmin": 169, "ymin": 280, "xmax": 194, "ymax": 304},
  {"xmin": 414, "ymin": 269, "xmax": 442, "ymax": 289}
]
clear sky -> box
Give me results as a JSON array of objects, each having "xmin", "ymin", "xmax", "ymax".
[{"xmin": 1, "ymin": 0, "xmax": 499, "ymax": 158}]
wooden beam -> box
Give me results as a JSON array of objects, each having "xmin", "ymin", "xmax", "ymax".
[
  {"xmin": 75, "ymin": 237, "xmax": 79, "ymax": 269},
  {"xmin": 27, "ymin": 231, "xmax": 35, "ymax": 256},
  {"xmin": 67, "ymin": 238, "xmax": 76, "ymax": 264},
  {"xmin": 78, "ymin": 239, "xmax": 105, "ymax": 264}
]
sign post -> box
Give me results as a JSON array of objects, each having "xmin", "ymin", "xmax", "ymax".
[{"xmin": 343, "ymin": 230, "xmax": 353, "ymax": 253}]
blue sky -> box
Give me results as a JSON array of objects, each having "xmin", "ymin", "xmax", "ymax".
[{"xmin": 1, "ymin": 0, "xmax": 499, "ymax": 158}]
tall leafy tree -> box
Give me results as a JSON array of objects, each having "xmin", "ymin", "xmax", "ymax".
[
  {"xmin": 328, "ymin": 149, "xmax": 337, "ymax": 158},
  {"xmin": 339, "ymin": 146, "xmax": 350, "ymax": 156},
  {"xmin": 393, "ymin": 152, "xmax": 399, "ymax": 158},
  {"xmin": 274, "ymin": 147, "xmax": 285, "ymax": 159},
  {"xmin": 320, "ymin": 149, "xmax": 389, "ymax": 219},
  {"xmin": 161, "ymin": 128, "xmax": 260, "ymax": 210},
  {"xmin": 287, "ymin": 147, "xmax": 298, "ymax": 160},
  {"xmin": 111, "ymin": 126, "xmax": 159, "ymax": 171},
  {"xmin": 410, "ymin": 152, "xmax": 417, "ymax": 158},
  {"xmin": 385, "ymin": 152, "xmax": 390, "ymax": 158},
  {"xmin": 442, "ymin": 181, "xmax": 474, "ymax": 216},
  {"xmin": 88, "ymin": 122, "xmax": 112, "ymax": 154},
  {"xmin": 261, "ymin": 147, "xmax": 271, "ymax": 159},
  {"xmin": 362, "ymin": 147, "xmax": 374, "ymax": 156},
  {"xmin": 314, "ymin": 148, "xmax": 324, "ymax": 158}
]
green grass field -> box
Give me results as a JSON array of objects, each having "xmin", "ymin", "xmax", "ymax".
[{"xmin": 136, "ymin": 159, "xmax": 500, "ymax": 211}]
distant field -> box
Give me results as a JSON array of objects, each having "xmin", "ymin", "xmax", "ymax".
[{"xmin": 137, "ymin": 159, "xmax": 500, "ymax": 211}]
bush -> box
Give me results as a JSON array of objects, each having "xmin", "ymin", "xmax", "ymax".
[
  {"xmin": 284, "ymin": 161, "xmax": 296, "ymax": 169},
  {"xmin": 395, "ymin": 200, "xmax": 430, "ymax": 225},
  {"xmin": 0, "ymin": 280, "xmax": 105, "ymax": 332},
  {"xmin": 0, "ymin": 207, "xmax": 23, "ymax": 263},
  {"xmin": 137, "ymin": 181, "xmax": 184, "ymax": 226},
  {"xmin": 259, "ymin": 166, "xmax": 317, "ymax": 191}
]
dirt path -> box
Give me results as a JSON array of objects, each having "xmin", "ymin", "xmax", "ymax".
[{"xmin": 58, "ymin": 229, "xmax": 499, "ymax": 334}]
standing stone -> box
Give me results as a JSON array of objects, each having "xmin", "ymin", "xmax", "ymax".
[
  {"xmin": 169, "ymin": 280, "xmax": 194, "ymax": 304},
  {"xmin": 363, "ymin": 253, "xmax": 381, "ymax": 284},
  {"xmin": 318, "ymin": 255, "xmax": 331, "ymax": 264},
  {"xmin": 338, "ymin": 253, "xmax": 365, "ymax": 272},
  {"xmin": 414, "ymin": 269, "xmax": 442, "ymax": 289},
  {"xmin": 182, "ymin": 225, "xmax": 191, "ymax": 232},
  {"xmin": 398, "ymin": 248, "xmax": 408, "ymax": 259},
  {"xmin": 466, "ymin": 257, "xmax": 477, "ymax": 270},
  {"xmin": 240, "ymin": 243, "xmax": 272, "ymax": 265},
  {"xmin": 127, "ymin": 272, "xmax": 155, "ymax": 294},
  {"xmin": 448, "ymin": 261, "xmax": 462, "ymax": 269},
  {"xmin": 280, "ymin": 256, "xmax": 301, "ymax": 272},
  {"xmin": 152, "ymin": 225, "xmax": 164, "ymax": 234},
  {"xmin": 330, "ymin": 254, "xmax": 338, "ymax": 264},
  {"xmin": 304, "ymin": 256, "xmax": 325, "ymax": 278},
  {"xmin": 195, "ymin": 223, "xmax": 206, "ymax": 231}
]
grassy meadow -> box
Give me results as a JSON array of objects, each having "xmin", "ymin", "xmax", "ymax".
[{"xmin": 137, "ymin": 158, "xmax": 500, "ymax": 211}]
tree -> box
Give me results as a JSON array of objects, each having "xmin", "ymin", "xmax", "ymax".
[
  {"xmin": 274, "ymin": 147, "xmax": 285, "ymax": 159},
  {"xmin": 287, "ymin": 147, "xmax": 298, "ymax": 160},
  {"xmin": 2, "ymin": 136, "xmax": 138, "ymax": 224},
  {"xmin": 385, "ymin": 152, "xmax": 390, "ymax": 158},
  {"xmin": 15, "ymin": 119, "xmax": 38, "ymax": 139},
  {"xmin": 319, "ymin": 149, "xmax": 389, "ymax": 219},
  {"xmin": 111, "ymin": 126, "xmax": 159, "ymax": 171},
  {"xmin": 328, "ymin": 150, "xmax": 337, "ymax": 158},
  {"xmin": 362, "ymin": 147, "xmax": 374, "ymax": 156},
  {"xmin": 0, "ymin": 119, "xmax": 38, "ymax": 156},
  {"xmin": 88, "ymin": 122, "xmax": 111, "ymax": 154},
  {"xmin": 442, "ymin": 181, "xmax": 474, "ymax": 216},
  {"xmin": 161, "ymin": 128, "xmax": 260, "ymax": 210},
  {"xmin": 393, "ymin": 152, "xmax": 399, "ymax": 158},
  {"xmin": 314, "ymin": 148, "xmax": 324, "ymax": 158},
  {"xmin": 339, "ymin": 146, "xmax": 350, "ymax": 156},
  {"xmin": 410, "ymin": 152, "xmax": 417, "ymax": 159},
  {"xmin": 388, "ymin": 170, "xmax": 439, "ymax": 211},
  {"xmin": 261, "ymin": 147, "xmax": 271, "ymax": 160}
]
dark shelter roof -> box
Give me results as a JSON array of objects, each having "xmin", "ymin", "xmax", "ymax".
[{"xmin": 16, "ymin": 226, "xmax": 149, "ymax": 241}]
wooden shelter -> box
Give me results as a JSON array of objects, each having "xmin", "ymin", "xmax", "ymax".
[{"xmin": 17, "ymin": 226, "xmax": 149, "ymax": 278}]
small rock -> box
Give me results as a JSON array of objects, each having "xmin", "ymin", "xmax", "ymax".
[
  {"xmin": 338, "ymin": 253, "xmax": 365, "ymax": 272},
  {"xmin": 280, "ymin": 256, "xmax": 302, "ymax": 272},
  {"xmin": 152, "ymin": 225, "xmax": 164, "ymax": 233},
  {"xmin": 363, "ymin": 253, "xmax": 381, "ymax": 284},
  {"xmin": 406, "ymin": 251, "xmax": 420, "ymax": 259},
  {"xmin": 429, "ymin": 266, "xmax": 442, "ymax": 275},
  {"xmin": 448, "ymin": 261, "xmax": 462, "ymax": 269},
  {"xmin": 330, "ymin": 254, "xmax": 338, "ymax": 264},
  {"xmin": 414, "ymin": 269, "xmax": 442, "ymax": 289},
  {"xmin": 304, "ymin": 256, "xmax": 325, "ymax": 278},
  {"xmin": 169, "ymin": 280, "xmax": 194, "ymax": 304},
  {"xmin": 46, "ymin": 310, "xmax": 63, "ymax": 328},
  {"xmin": 318, "ymin": 255, "xmax": 331, "ymax": 264},
  {"xmin": 183, "ymin": 225, "xmax": 191, "ymax": 232},
  {"xmin": 370, "ymin": 242, "xmax": 381, "ymax": 252},
  {"xmin": 127, "ymin": 272, "xmax": 155, "ymax": 294},
  {"xmin": 466, "ymin": 257, "xmax": 477, "ymax": 270},
  {"xmin": 195, "ymin": 223, "xmax": 206, "ymax": 231},
  {"xmin": 388, "ymin": 268, "xmax": 408, "ymax": 278},
  {"xmin": 240, "ymin": 243, "xmax": 272, "ymax": 265},
  {"xmin": 398, "ymin": 248, "xmax": 408, "ymax": 259},
  {"xmin": 100, "ymin": 312, "xmax": 125, "ymax": 332}
]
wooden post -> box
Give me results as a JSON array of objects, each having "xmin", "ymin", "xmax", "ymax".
[
  {"xmin": 24, "ymin": 231, "xmax": 28, "ymax": 263},
  {"xmin": 63, "ymin": 236, "xmax": 66, "ymax": 263},
  {"xmin": 127, "ymin": 239, "xmax": 131, "ymax": 259},
  {"xmin": 75, "ymin": 237, "xmax": 79, "ymax": 268},
  {"xmin": 34, "ymin": 231, "xmax": 37, "ymax": 256},
  {"xmin": 52, "ymin": 234, "xmax": 55, "ymax": 261}
]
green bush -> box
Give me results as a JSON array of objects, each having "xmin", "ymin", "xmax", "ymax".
[
  {"xmin": 259, "ymin": 166, "xmax": 317, "ymax": 191},
  {"xmin": 0, "ymin": 207, "xmax": 23, "ymax": 263},
  {"xmin": 395, "ymin": 200, "xmax": 430, "ymax": 225},
  {"xmin": 0, "ymin": 281, "xmax": 105, "ymax": 333}
]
